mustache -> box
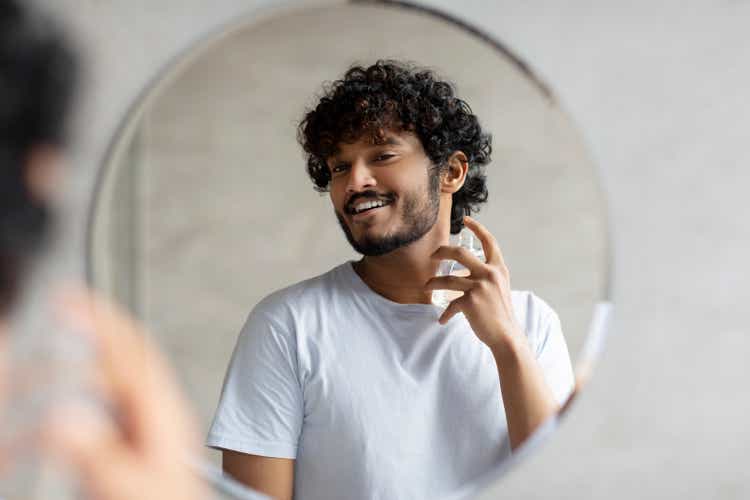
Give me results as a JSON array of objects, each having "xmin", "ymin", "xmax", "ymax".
[{"xmin": 345, "ymin": 191, "xmax": 395, "ymax": 214}]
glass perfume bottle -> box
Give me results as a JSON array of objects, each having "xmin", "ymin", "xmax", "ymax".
[{"xmin": 431, "ymin": 228, "xmax": 486, "ymax": 308}]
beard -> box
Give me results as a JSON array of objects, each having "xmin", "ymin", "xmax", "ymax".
[{"xmin": 335, "ymin": 171, "xmax": 440, "ymax": 257}]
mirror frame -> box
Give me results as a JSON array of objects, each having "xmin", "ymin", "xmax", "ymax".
[{"xmin": 84, "ymin": 0, "xmax": 614, "ymax": 497}]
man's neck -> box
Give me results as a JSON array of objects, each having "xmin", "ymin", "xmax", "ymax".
[{"xmin": 353, "ymin": 224, "xmax": 450, "ymax": 305}]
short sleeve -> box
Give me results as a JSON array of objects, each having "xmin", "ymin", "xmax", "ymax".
[
  {"xmin": 206, "ymin": 306, "xmax": 303, "ymax": 459},
  {"xmin": 534, "ymin": 307, "xmax": 575, "ymax": 405}
]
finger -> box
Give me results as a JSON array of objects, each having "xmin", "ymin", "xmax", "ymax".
[
  {"xmin": 425, "ymin": 275, "xmax": 474, "ymax": 292},
  {"xmin": 463, "ymin": 216, "xmax": 505, "ymax": 269},
  {"xmin": 438, "ymin": 296, "xmax": 466, "ymax": 325},
  {"xmin": 432, "ymin": 245, "xmax": 484, "ymax": 276},
  {"xmin": 55, "ymin": 288, "xmax": 198, "ymax": 452}
]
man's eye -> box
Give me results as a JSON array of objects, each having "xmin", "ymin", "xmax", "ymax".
[
  {"xmin": 331, "ymin": 164, "xmax": 348, "ymax": 174},
  {"xmin": 375, "ymin": 153, "xmax": 395, "ymax": 162}
]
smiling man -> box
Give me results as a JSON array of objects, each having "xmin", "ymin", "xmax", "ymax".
[{"xmin": 207, "ymin": 61, "xmax": 574, "ymax": 500}]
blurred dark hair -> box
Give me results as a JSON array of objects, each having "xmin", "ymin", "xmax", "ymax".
[
  {"xmin": 0, "ymin": 0, "xmax": 78, "ymax": 313},
  {"xmin": 298, "ymin": 60, "xmax": 492, "ymax": 234}
]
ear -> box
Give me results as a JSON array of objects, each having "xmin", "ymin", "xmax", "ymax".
[
  {"xmin": 440, "ymin": 151, "xmax": 468, "ymax": 194},
  {"xmin": 24, "ymin": 145, "xmax": 63, "ymax": 203}
]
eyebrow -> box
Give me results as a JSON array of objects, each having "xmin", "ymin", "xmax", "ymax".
[
  {"xmin": 328, "ymin": 136, "xmax": 404, "ymax": 164},
  {"xmin": 379, "ymin": 136, "xmax": 403, "ymax": 146}
]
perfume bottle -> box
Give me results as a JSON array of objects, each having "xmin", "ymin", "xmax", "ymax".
[{"xmin": 431, "ymin": 228, "xmax": 486, "ymax": 308}]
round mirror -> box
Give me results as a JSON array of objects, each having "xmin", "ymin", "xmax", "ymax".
[{"xmin": 88, "ymin": 2, "xmax": 611, "ymax": 498}]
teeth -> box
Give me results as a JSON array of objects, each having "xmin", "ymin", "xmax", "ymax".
[{"xmin": 354, "ymin": 200, "xmax": 387, "ymax": 213}]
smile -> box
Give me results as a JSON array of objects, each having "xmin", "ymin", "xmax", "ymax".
[{"xmin": 352, "ymin": 199, "xmax": 390, "ymax": 214}]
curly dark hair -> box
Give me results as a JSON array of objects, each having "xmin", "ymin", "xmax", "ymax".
[
  {"xmin": 298, "ymin": 60, "xmax": 491, "ymax": 234},
  {"xmin": 0, "ymin": 0, "xmax": 78, "ymax": 313}
]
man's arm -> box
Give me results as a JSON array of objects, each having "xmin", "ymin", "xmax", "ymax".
[
  {"xmin": 223, "ymin": 450, "xmax": 295, "ymax": 500},
  {"xmin": 426, "ymin": 216, "xmax": 559, "ymax": 450},
  {"xmin": 489, "ymin": 333, "xmax": 558, "ymax": 450}
]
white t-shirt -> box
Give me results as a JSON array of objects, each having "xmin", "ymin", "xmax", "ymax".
[{"xmin": 207, "ymin": 262, "xmax": 574, "ymax": 500}]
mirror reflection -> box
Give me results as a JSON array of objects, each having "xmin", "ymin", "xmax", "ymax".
[{"xmin": 89, "ymin": 3, "xmax": 609, "ymax": 499}]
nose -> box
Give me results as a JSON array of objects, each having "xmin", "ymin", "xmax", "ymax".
[{"xmin": 345, "ymin": 158, "xmax": 376, "ymax": 194}]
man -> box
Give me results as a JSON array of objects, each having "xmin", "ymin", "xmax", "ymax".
[
  {"xmin": 208, "ymin": 61, "xmax": 575, "ymax": 500},
  {"xmin": 0, "ymin": 3, "xmax": 210, "ymax": 499}
]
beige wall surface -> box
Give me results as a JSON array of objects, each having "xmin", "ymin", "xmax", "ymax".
[{"xmin": 35, "ymin": 0, "xmax": 750, "ymax": 499}]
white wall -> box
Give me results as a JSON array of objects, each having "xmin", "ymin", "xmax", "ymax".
[{"xmin": 36, "ymin": 0, "xmax": 750, "ymax": 498}]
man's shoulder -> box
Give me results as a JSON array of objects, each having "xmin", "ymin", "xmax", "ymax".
[
  {"xmin": 511, "ymin": 290, "xmax": 557, "ymax": 321},
  {"xmin": 251, "ymin": 262, "xmax": 351, "ymax": 319},
  {"xmin": 510, "ymin": 290, "xmax": 560, "ymax": 340}
]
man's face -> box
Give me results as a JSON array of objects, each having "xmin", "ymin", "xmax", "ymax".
[{"xmin": 328, "ymin": 129, "xmax": 441, "ymax": 256}]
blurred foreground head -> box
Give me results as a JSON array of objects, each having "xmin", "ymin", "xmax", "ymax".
[{"xmin": 0, "ymin": 0, "xmax": 79, "ymax": 314}]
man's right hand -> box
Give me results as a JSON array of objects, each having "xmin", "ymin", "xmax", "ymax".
[{"xmin": 43, "ymin": 289, "xmax": 210, "ymax": 500}]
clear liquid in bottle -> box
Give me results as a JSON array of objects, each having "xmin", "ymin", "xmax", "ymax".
[{"xmin": 431, "ymin": 229, "xmax": 486, "ymax": 308}]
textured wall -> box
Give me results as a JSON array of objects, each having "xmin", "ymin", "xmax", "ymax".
[{"xmin": 34, "ymin": 0, "xmax": 750, "ymax": 498}]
